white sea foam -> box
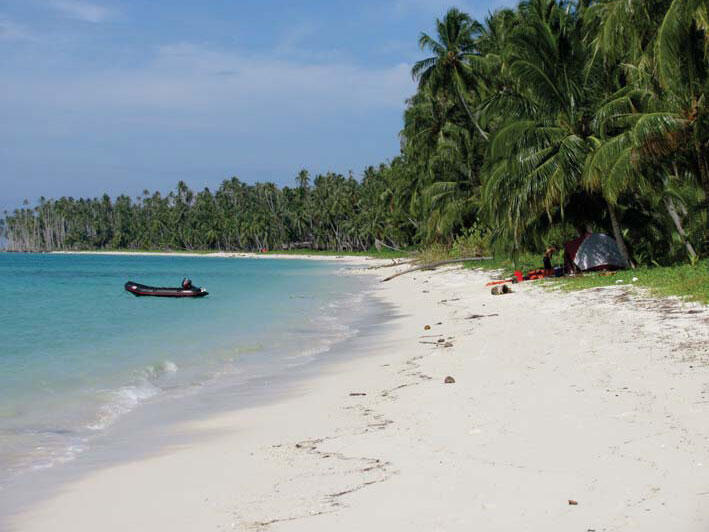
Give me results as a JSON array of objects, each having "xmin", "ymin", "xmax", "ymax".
[
  {"xmin": 282, "ymin": 297, "xmax": 362, "ymax": 364},
  {"xmin": 1, "ymin": 359, "xmax": 182, "ymax": 483},
  {"xmin": 87, "ymin": 360, "xmax": 178, "ymax": 431},
  {"xmin": 142, "ymin": 360, "xmax": 179, "ymax": 380},
  {"xmin": 29, "ymin": 442, "xmax": 87, "ymax": 472},
  {"xmin": 87, "ymin": 382, "xmax": 161, "ymax": 431}
]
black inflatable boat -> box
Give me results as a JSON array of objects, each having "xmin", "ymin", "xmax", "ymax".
[{"xmin": 124, "ymin": 281, "xmax": 208, "ymax": 298}]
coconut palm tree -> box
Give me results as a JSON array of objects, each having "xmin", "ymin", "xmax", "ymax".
[
  {"xmin": 583, "ymin": 0, "xmax": 707, "ymax": 259},
  {"xmin": 421, "ymin": 120, "xmax": 482, "ymax": 242},
  {"xmin": 481, "ymin": 0, "xmax": 605, "ymax": 253},
  {"xmin": 412, "ymin": 8, "xmax": 489, "ymax": 138},
  {"xmin": 655, "ymin": 0, "xmax": 709, "ymax": 195}
]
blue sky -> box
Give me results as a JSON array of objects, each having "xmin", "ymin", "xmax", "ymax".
[{"xmin": 1, "ymin": 0, "xmax": 512, "ymax": 212}]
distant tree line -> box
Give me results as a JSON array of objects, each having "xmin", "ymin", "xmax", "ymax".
[
  {"xmin": 1, "ymin": 169, "xmax": 417, "ymax": 252},
  {"xmin": 3, "ymin": 0, "xmax": 708, "ymax": 264}
]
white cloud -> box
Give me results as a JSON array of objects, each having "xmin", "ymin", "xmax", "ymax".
[
  {"xmin": 48, "ymin": 0, "xmax": 113, "ymax": 23},
  {"xmin": 35, "ymin": 43, "xmax": 415, "ymax": 114}
]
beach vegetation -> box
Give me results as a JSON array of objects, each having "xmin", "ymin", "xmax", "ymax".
[{"xmin": 552, "ymin": 259, "xmax": 709, "ymax": 305}]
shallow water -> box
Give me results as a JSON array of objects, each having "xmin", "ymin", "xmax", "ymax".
[{"xmin": 0, "ymin": 253, "xmax": 371, "ymax": 488}]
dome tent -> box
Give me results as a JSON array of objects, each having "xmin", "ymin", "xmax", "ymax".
[{"xmin": 564, "ymin": 232, "xmax": 628, "ymax": 271}]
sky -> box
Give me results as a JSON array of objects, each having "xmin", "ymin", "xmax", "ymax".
[{"xmin": 0, "ymin": 0, "xmax": 513, "ymax": 212}]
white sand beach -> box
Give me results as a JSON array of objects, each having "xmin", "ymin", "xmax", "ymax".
[{"xmin": 11, "ymin": 262, "xmax": 709, "ymax": 531}]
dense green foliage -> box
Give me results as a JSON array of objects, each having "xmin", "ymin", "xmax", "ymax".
[
  {"xmin": 3, "ymin": 0, "xmax": 707, "ymax": 262},
  {"xmin": 1, "ymin": 170, "xmax": 414, "ymax": 251},
  {"xmin": 405, "ymin": 0, "xmax": 708, "ymax": 265}
]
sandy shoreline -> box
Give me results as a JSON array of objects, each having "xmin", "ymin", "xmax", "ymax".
[
  {"xmin": 49, "ymin": 250, "xmax": 397, "ymax": 264},
  {"xmin": 10, "ymin": 262, "xmax": 709, "ymax": 531}
]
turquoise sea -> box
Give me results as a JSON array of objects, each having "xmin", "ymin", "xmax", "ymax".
[{"xmin": 0, "ymin": 253, "xmax": 372, "ymax": 490}]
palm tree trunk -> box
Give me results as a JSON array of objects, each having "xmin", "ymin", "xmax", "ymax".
[
  {"xmin": 696, "ymin": 140, "xmax": 709, "ymax": 206},
  {"xmin": 606, "ymin": 200, "xmax": 634, "ymax": 269},
  {"xmin": 664, "ymin": 196, "xmax": 697, "ymax": 259},
  {"xmin": 455, "ymin": 84, "xmax": 488, "ymax": 140}
]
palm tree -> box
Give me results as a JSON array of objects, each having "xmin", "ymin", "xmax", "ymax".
[
  {"xmin": 412, "ymin": 8, "xmax": 488, "ymax": 138},
  {"xmin": 481, "ymin": 1, "xmax": 603, "ymax": 253},
  {"xmin": 655, "ymin": 0, "xmax": 709, "ymax": 196},
  {"xmin": 584, "ymin": 0, "xmax": 707, "ymax": 260},
  {"xmin": 422, "ymin": 121, "xmax": 482, "ymax": 241}
]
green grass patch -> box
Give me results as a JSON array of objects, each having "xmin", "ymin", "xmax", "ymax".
[
  {"xmin": 551, "ymin": 260, "xmax": 709, "ymax": 305},
  {"xmin": 466, "ymin": 253, "xmax": 708, "ymax": 305}
]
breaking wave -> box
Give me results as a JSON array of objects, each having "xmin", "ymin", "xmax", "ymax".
[{"xmin": 87, "ymin": 360, "xmax": 178, "ymax": 431}]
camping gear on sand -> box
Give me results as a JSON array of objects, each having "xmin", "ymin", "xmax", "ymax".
[
  {"xmin": 485, "ymin": 249, "xmax": 569, "ymax": 287},
  {"xmin": 486, "ymin": 265, "xmax": 560, "ymax": 287},
  {"xmin": 486, "ymin": 279, "xmax": 513, "ymax": 287},
  {"xmin": 526, "ymin": 269, "xmax": 546, "ymax": 280},
  {"xmin": 564, "ymin": 233, "xmax": 628, "ymax": 271}
]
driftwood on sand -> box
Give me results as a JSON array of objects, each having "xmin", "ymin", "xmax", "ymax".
[
  {"xmin": 465, "ymin": 313, "xmax": 499, "ymax": 319},
  {"xmin": 380, "ymin": 257, "xmax": 492, "ymax": 282},
  {"xmin": 367, "ymin": 259, "xmax": 413, "ymax": 270}
]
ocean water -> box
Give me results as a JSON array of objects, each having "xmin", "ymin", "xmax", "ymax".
[{"xmin": 0, "ymin": 253, "xmax": 371, "ymax": 489}]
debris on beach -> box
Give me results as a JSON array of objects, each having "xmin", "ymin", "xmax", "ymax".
[
  {"xmin": 367, "ymin": 258, "xmax": 410, "ymax": 270},
  {"xmin": 380, "ymin": 257, "xmax": 492, "ymax": 282},
  {"xmin": 349, "ymin": 392, "xmax": 367, "ymax": 396},
  {"xmin": 465, "ymin": 313, "xmax": 499, "ymax": 320},
  {"xmin": 568, "ymin": 499, "xmax": 578, "ymax": 505},
  {"xmin": 491, "ymin": 285, "xmax": 513, "ymax": 295},
  {"xmin": 444, "ymin": 376, "xmax": 456, "ymax": 384},
  {"xmin": 420, "ymin": 338, "xmax": 452, "ymax": 348},
  {"xmin": 424, "ymin": 324, "xmax": 431, "ymax": 330}
]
